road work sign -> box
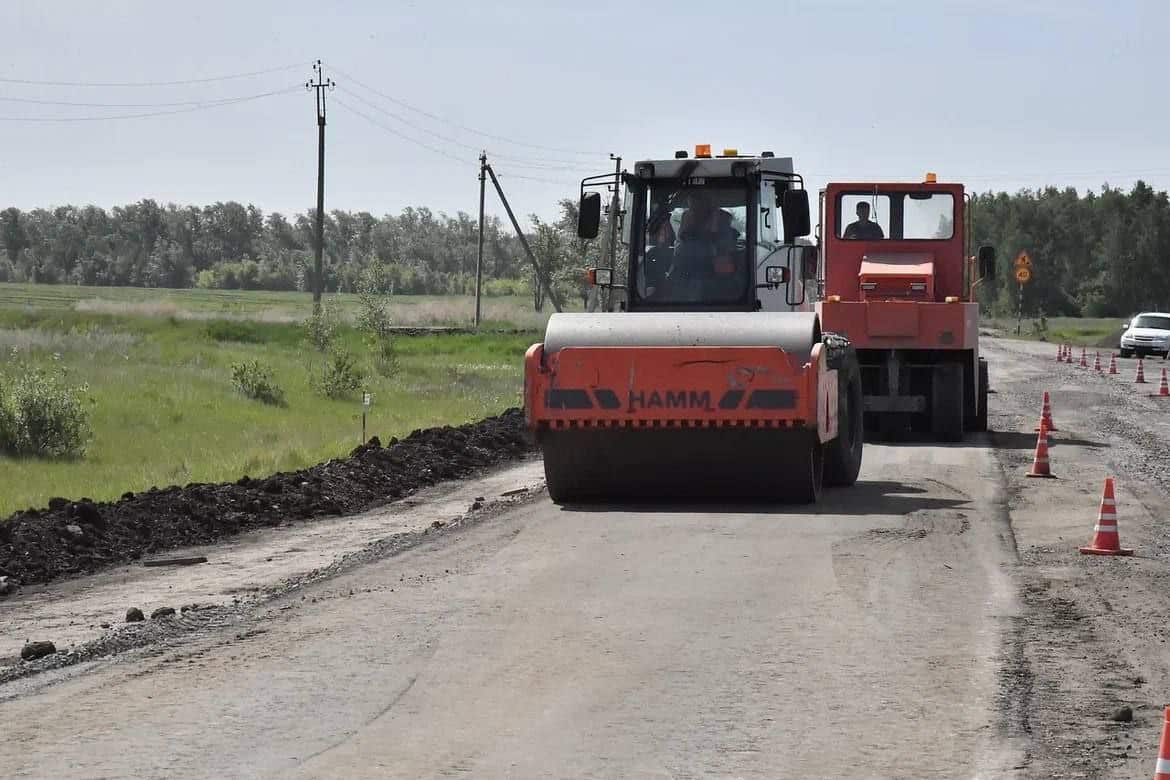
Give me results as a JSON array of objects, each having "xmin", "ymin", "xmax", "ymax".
[
  {"xmin": 1015, "ymin": 267, "xmax": 1032, "ymax": 284},
  {"xmin": 1015, "ymin": 251, "xmax": 1031, "ymax": 269}
]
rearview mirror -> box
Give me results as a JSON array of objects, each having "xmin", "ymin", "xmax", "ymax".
[
  {"xmin": 977, "ymin": 245, "xmax": 996, "ymax": 279},
  {"xmin": 578, "ymin": 192, "xmax": 601, "ymax": 239},
  {"xmin": 800, "ymin": 245, "xmax": 818, "ymax": 280},
  {"xmin": 781, "ymin": 190, "xmax": 811, "ymax": 241}
]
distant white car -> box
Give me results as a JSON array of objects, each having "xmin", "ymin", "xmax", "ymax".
[{"xmin": 1119, "ymin": 312, "xmax": 1170, "ymax": 358}]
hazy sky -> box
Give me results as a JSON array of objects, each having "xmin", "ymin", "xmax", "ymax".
[{"xmin": 1, "ymin": 0, "xmax": 1166, "ymax": 226}]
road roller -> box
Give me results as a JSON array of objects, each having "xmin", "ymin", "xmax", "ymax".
[{"xmin": 523, "ymin": 146, "xmax": 863, "ymax": 503}]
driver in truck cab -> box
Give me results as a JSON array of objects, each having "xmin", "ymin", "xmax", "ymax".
[
  {"xmin": 677, "ymin": 198, "xmax": 740, "ymax": 276},
  {"xmin": 844, "ymin": 201, "xmax": 885, "ymax": 240}
]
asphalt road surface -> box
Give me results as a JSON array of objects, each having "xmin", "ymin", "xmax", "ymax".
[{"xmin": 0, "ymin": 430, "xmax": 1028, "ymax": 779}]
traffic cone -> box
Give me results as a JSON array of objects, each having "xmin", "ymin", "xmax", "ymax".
[
  {"xmin": 1150, "ymin": 368, "xmax": 1170, "ymax": 398},
  {"xmin": 1136, "ymin": 358, "xmax": 1147, "ymax": 384},
  {"xmin": 1056, "ymin": 344, "xmax": 1064, "ymax": 361},
  {"xmin": 1034, "ymin": 391, "xmax": 1058, "ymax": 432},
  {"xmin": 1079, "ymin": 347, "xmax": 1088, "ymax": 367},
  {"xmin": 1025, "ymin": 424, "xmax": 1055, "ymax": 478},
  {"xmin": 1153, "ymin": 707, "xmax": 1170, "ymax": 779},
  {"xmin": 1079, "ymin": 478, "xmax": 1133, "ymax": 555},
  {"xmin": 1094, "ymin": 352, "xmax": 1103, "ymax": 372},
  {"xmin": 1065, "ymin": 346, "xmax": 1074, "ymax": 364},
  {"xmin": 1109, "ymin": 353, "xmax": 1119, "ymax": 375}
]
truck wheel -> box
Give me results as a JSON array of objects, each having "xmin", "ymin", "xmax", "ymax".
[
  {"xmin": 1120, "ymin": 348, "xmax": 1133, "ymax": 358},
  {"xmin": 824, "ymin": 346, "xmax": 863, "ymax": 486},
  {"xmin": 931, "ymin": 362, "xmax": 965, "ymax": 443}
]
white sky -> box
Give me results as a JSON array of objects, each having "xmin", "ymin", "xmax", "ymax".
[{"xmin": 1, "ymin": 0, "xmax": 1166, "ymax": 226}]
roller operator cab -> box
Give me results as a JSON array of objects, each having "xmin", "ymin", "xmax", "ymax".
[
  {"xmin": 523, "ymin": 148, "xmax": 864, "ymax": 504},
  {"xmin": 816, "ymin": 178, "xmax": 997, "ymax": 441}
]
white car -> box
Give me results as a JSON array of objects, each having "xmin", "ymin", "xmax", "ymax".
[{"xmin": 1119, "ymin": 312, "xmax": 1170, "ymax": 358}]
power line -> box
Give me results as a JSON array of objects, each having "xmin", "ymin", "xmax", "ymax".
[
  {"xmin": 0, "ymin": 87, "xmax": 299, "ymax": 122},
  {"xmin": 329, "ymin": 64, "xmax": 603, "ymax": 158},
  {"xmin": 333, "ymin": 96, "xmax": 472, "ymax": 165},
  {"xmin": 0, "ymin": 87, "xmax": 301, "ymax": 109},
  {"xmin": 0, "ymin": 63, "xmax": 305, "ymax": 88},
  {"xmin": 336, "ymin": 84, "xmax": 596, "ymax": 172},
  {"xmin": 495, "ymin": 171, "xmax": 579, "ymax": 186}
]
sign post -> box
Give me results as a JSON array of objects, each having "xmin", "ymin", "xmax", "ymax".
[
  {"xmin": 361, "ymin": 392, "xmax": 371, "ymax": 443},
  {"xmin": 1014, "ymin": 252, "xmax": 1032, "ymax": 335}
]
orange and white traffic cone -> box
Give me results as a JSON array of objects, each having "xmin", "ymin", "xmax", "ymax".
[
  {"xmin": 1079, "ymin": 478, "xmax": 1133, "ymax": 555},
  {"xmin": 1079, "ymin": 347, "xmax": 1088, "ymax": 367},
  {"xmin": 1066, "ymin": 346, "xmax": 1075, "ymax": 364},
  {"xmin": 1153, "ymin": 707, "xmax": 1170, "ymax": 779},
  {"xmin": 1136, "ymin": 358, "xmax": 1147, "ymax": 384},
  {"xmin": 1150, "ymin": 368, "xmax": 1170, "ymax": 398},
  {"xmin": 1034, "ymin": 391, "xmax": 1058, "ymax": 432},
  {"xmin": 1025, "ymin": 424, "xmax": 1055, "ymax": 478},
  {"xmin": 1056, "ymin": 344, "xmax": 1064, "ymax": 361},
  {"xmin": 1109, "ymin": 353, "xmax": 1119, "ymax": 375},
  {"xmin": 1094, "ymin": 352, "xmax": 1103, "ymax": 371}
]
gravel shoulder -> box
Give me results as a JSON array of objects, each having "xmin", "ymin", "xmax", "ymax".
[{"xmin": 983, "ymin": 338, "xmax": 1170, "ymax": 778}]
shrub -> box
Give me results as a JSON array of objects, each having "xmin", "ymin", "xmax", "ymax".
[
  {"xmin": 206, "ymin": 320, "xmax": 266, "ymax": 344},
  {"xmin": 312, "ymin": 349, "xmax": 364, "ymax": 399},
  {"xmin": 303, "ymin": 297, "xmax": 340, "ymax": 352},
  {"xmin": 356, "ymin": 262, "xmax": 398, "ymax": 377},
  {"xmin": 0, "ymin": 361, "xmax": 92, "ymax": 458},
  {"xmin": 230, "ymin": 360, "xmax": 286, "ymax": 406}
]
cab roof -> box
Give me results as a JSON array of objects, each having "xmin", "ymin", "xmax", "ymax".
[{"xmin": 632, "ymin": 155, "xmax": 794, "ymax": 179}]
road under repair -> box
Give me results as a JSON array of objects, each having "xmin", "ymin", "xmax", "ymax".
[{"xmin": 3, "ymin": 336, "xmax": 1170, "ymax": 778}]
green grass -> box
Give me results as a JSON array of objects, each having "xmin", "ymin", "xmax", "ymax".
[
  {"xmin": 0, "ymin": 282, "xmax": 563, "ymax": 330},
  {"xmin": 0, "ymin": 286, "xmax": 541, "ymax": 517},
  {"xmin": 985, "ymin": 317, "xmax": 1124, "ymax": 348}
]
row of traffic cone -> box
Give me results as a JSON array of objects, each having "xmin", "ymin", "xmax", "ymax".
[
  {"xmin": 1024, "ymin": 393, "xmax": 1132, "ymax": 554},
  {"xmin": 1049, "ymin": 353, "xmax": 1170, "ymax": 775},
  {"xmin": 1056, "ymin": 344, "xmax": 1170, "ymax": 396}
]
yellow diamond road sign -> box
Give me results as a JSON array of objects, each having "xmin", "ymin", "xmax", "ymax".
[
  {"xmin": 1015, "ymin": 251, "xmax": 1031, "ymax": 268},
  {"xmin": 1015, "ymin": 267, "xmax": 1032, "ymax": 284}
]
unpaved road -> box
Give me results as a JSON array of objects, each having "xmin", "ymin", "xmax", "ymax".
[{"xmin": 3, "ymin": 336, "xmax": 1169, "ymax": 778}]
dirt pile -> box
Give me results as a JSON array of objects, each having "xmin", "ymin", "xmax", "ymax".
[{"xmin": 0, "ymin": 409, "xmax": 533, "ymax": 595}]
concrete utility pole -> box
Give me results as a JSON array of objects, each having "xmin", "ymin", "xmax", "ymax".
[
  {"xmin": 475, "ymin": 151, "xmax": 487, "ymax": 327},
  {"xmin": 306, "ymin": 60, "xmax": 334, "ymax": 312},
  {"xmin": 484, "ymin": 163, "xmax": 563, "ymax": 312},
  {"xmin": 604, "ymin": 154, "xmax": 622, "ymax": 311}
]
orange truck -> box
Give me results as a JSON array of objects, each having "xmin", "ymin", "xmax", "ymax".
[
  {"xmin": 816, "ymin": 177, "xmax": 997, "ymax": 440},
  {"xmin": 524, "ymin": 147, "xmax": 863, "ymax": 503}
]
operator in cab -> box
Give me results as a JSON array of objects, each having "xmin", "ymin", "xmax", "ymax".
[
  {"xmin": 843, "ymin": 201, "xmax": 885, "ymax": 240},
  {"xmin": 637, "ymin": 218, "xmax": 675, "ymax": 299}
]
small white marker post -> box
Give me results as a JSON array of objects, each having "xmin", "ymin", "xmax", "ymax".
[{"xmin": 361, "ymin": 392, "xmax": 372, "ymax": 443}]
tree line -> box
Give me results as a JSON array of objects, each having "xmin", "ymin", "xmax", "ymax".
[
  {"xmin": 3, "ymin": 180, "xmax": 1167, "ymax": 317},
  {"xmin": 972, "ymin": 181, "xmax": 1170, "ymax": 318},
  {"xmin": 0, "ymin": 199, "xmax": 603, "ymax": 302}
]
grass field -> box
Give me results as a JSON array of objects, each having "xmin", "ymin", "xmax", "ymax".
[
  {"xmin": 0, "ymin": 283, "xmax": 561, "ymax": 330},
  {"xmin": 985, "ymin": 316, "xmax": 1124, "ymax": 348},
  {"xmin": 0, "ymin": 283, "xmax": 540, "ymax": 517}
]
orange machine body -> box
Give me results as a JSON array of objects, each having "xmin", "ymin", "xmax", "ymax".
[
  {"xmin": 815, "ymin": 180, "xmax": 986, "ymax": 436},
  {"xmin": 818, "ymin": 181, "xmax": 974, "ymax": 352},
  {"xmin": 524, "ymin": 343, "xmax": 838, "ymax": 444}
]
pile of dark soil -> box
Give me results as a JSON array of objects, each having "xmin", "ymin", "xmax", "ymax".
[{"xmin": 0, "ymin": 409, "xmax": 533, "ymax": 596}]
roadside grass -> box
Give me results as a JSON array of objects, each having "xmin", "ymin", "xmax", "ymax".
[
  {"xmin": 0, "ymin": 301, "xmax": 537, "ymax": 517},
  {"xmin": 0, "ymin": 283, "xmax": 565, "ymax": 330},
  {"xmin": 985, "ymin": 317, "xmax": 1123, "ymax": 349}
]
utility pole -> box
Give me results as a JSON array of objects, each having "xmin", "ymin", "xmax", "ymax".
[
  {"xmin": 475, "ymin": 151, "xmax": 487, "ymax": 328},
  {"xmin": 484, "ymin": 163, "xmax": 564, "ymax": 312},
  {"xmin": 604, "ymin": 154, "xmax": 622, "ymax": 311},
  {"xmin": 306, "ymin": 60, "xmax": 334, "ymax": 313}
]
